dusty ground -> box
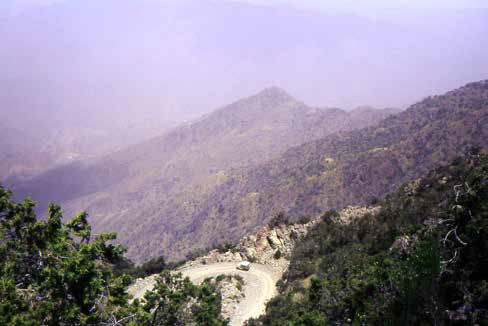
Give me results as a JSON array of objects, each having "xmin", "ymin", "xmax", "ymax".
[{"xmin": 129, "ymin": 262, "xmax": 279, "ymax": 326}]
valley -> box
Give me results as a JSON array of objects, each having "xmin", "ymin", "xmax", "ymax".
[
  {"xmin": 1, "ymin": 1, "xmax": 487, "ymax": 324},
  {"xmin": 12, "ymin": 87, "xmax": 397, "ymax": 262}
]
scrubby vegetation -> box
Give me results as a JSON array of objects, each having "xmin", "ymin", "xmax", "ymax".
[
  {"xmin": 249, "ymin": 150, "xmax": 488, "ymax": 325},
  {"xmin": 114, "ymin": 255, "xmax": 186, "ymax": 279},
  {"xmin": 267, "ymin": 212, "xmax": 312, "ymax": 229},
  {"xmin": 213, "ymin": 241, "xmax": 238, "ymax": 254},
  {"xmin": 182, "ymin": 241, "xmax": 238, "ymax": 263},
  {"xmin": 13, "ymin": 87, "xmax": 394, "ymax": 264},
  {"xmin": 0, "ymin": 187, "xmax": 227, "ymax": 325},
  {"xmin": 268, "ymin": 213, "xmax": 292, "ymax": 228},
  {"xmin": 159, "ymin": 79, "xmax": 487, "ymax": 264},
  {"xmin": 10, "ymin": 81, "xmax": 487, "ymax": 265},
  {"xmin": 213, "ymin": 274, "xmax": 245, "ymax": 290}
]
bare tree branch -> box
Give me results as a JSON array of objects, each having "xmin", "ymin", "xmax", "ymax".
[
  {"xmin": 113, "ymin": 314, "xmax": 136, "ymax": 325},
  {"xmin": 454, "ymin": 228, "xmax": 467, "ymax": 246},
  {"xmin": 438, "ymin": 218, "xmax": 455, "ymax": 225},
  {"xmin": 441, "ymin": 250, "xmax": 458, "ymax": 265},
  {"xmin": 443, "ymin": 228, "xmax": 456, "ymax": 245},
  {"xmin": 443, "ymin": 227, "xmax": 467, "ymax": 246},
  {"xmin": 453, "ymin": 184, "xmax": 463, "ymax": 202}
]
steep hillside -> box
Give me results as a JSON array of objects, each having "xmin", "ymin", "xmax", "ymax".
[
  {"xmin": 157, "ymin": 80, "xmax": 488, "ymax": 261},
  {"xmin": 250, "ymin": 150, "xmax": 488, "ymax": 325},
  {"xmin": 13, "ymin": 87, "xmax": 393, "ymax": 261}
]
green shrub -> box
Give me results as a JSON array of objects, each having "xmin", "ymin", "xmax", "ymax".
[
  {"xmin": 268, "ymin": 212, "xmax": 291, "ymax": 228},
  {"xmin": 0, "ymin": 186, "xmax": 228, "ymax": 325},
  {"xmin": 254, "ymin": 153, "xmax": 488, "ymax": 325},
  {"xmin": 297, "ymin": 215, "xmax": 312, "ymax": 224},
  {"xmin": 320, "ymin": 209, "xmax": 339, "ymax": 222},
  {"xmin": 213, "ymin": 241, "xmax": 237, "ymax": 254}
]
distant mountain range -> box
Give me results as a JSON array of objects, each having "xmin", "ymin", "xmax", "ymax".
[
  {"xmin": 11, "ymin": 87, "xmax": 397, "ymax": 262},
  {"xmin": 1, "ymin": 0, "xmax": 487, "ymax": 127},
  {"xmin": 0, "ymin": 120, "xmax": 175, "ymax": 182}
]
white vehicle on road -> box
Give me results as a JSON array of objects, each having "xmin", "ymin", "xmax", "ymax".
[
  {"xmin": 130, "ymin": 262, "xmax": 277, "ymax": 325},
  {"xmin": 236, "ymin": 261, "xmax": 251, "ymax": 271}
]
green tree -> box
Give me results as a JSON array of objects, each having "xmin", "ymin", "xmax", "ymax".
[
  {"xmin": 128, "ymin": 271, "xmax": 227, "ymax": 326},
  {"xmin": 0, "ymin": 187, "xmax": 130, "ymax": 325},
  {"xmin": 254, "ymin": 152, "xmax": 488, "ymax": 325},
  {"xmin": 0, "ymin": 186, "xmax": 227, "ymax": 325}
]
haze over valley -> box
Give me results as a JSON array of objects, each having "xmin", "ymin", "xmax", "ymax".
[
  {"xmin": 12, "ymin": 86, "xmax": 399, "ymax": 260},
  {"xmin": 1, "ymin": 1, "xmax": 487, "ymax": 183},
  {"xmin": 1, "ymin": 1, "xmax": 488, "ymax": 325}
]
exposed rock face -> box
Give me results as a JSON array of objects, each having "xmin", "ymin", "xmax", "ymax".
[
  {"xmin": 181, "ymin": 218, "xmax": 317, "ymax": 275},
  {"xmin": 266, "ymin": 231, "xmax": 281, "ymax": 249},
  {"xmin": 182, "ymin": 206, "xmax": 379, "ymax": 276}
]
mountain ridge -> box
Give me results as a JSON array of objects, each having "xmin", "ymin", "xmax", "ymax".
[
  {"xmin": 18, "ymin": 78, "xmax": 488, "ymax": 262},
  {"xmin": 11, "ymin": 86, "xmax": 398, "ymax": 262},
  {"xmin": 143, "ymin": 79, "xmax": 488, "ymax": 261}
]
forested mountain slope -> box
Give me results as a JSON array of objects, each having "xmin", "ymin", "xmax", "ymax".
[
  {"xmin": 12, "ymin": 87, "xmax": 393, "ymax": 262},
  {"xmin": 249, "ymin": 150, "xmax": 488, "ymax": 325},
  {"xmin": 167, "ymin": 80, "xmax": 488, "ymax": 262}
]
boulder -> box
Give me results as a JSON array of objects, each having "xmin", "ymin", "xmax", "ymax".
[
  {"xmin": 244, "ymin": 247, "xmax": 257, "ymax": 261},
  {"xmin": 267, "ymin": 230, "xmax": 281, "ymax": 249}
]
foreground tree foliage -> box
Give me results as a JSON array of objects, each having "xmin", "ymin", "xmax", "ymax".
[
  {"xmin": 0, "ymin": 187, "xmax": 227, "ymax": 325},
  {"xmin": 128, "ymin": 271, "xmax": 225, "ymax": 326},
  {"xmin": 249, "ymin": 150, "xmax": 488, "ymax": 325}
]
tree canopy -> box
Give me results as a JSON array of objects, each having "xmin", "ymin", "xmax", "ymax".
[
  {"xmin": 249, "ymin": 150, "xmax": 488, "ymax": 325},
  {"xmin": 0, "ymin": 187, "xmax": 227, "ymax": 325}
]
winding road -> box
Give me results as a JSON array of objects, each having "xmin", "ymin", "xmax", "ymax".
[{"xmin": 129, "ymin": 262, "xmax": 279, "ymax": 325}]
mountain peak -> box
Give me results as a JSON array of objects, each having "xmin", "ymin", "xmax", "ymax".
[{"xmin": 254, "ymin": 86, "xmax": 296, "ymax": 102}]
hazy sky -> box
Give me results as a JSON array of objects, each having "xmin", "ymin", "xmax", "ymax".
[
  {"xmin": 240, "ymin": 0, "xmax": 488, "ymax": 12},
  {"xmin": 1, "ymin": 0, "xmax": 487, "ymax": 132},
  {"xmin": 3, "ymin": 0, "xmax": 488, "ymax": 17}
]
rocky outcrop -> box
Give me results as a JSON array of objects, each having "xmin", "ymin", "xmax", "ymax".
[
  {"xmin": 128, "ymin": 206, "xmax": 380, "ymax": 325},
  {"xmin": 181, "ymin": 218, "xmax": 317, "ymax": 275},
  {"xmin": 336, "ymin": 205, "xmax": 381, "ymax": 225},
  {"xmin": 182, "ymin": 206, "xmax": 379, "ymax": 275}
]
